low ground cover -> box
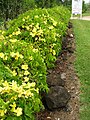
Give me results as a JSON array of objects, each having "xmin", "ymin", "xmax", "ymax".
[
  {"xmin": 0, "ymin": 6, "xmax": 70, "ymax": 120},
  {"xmin": 73, "ymin": 20, "xmax": 90, "ymax": 120}
]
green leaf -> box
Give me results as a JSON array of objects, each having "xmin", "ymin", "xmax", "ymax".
[
  {"xmin": 24, "ymin": 104, "xmax": 32, "ymax": 117},
  {"xmin": 6, "ymin": 116, "xmax": 22, "ymax": 120}
]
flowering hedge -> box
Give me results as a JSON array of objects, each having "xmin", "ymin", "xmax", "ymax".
[
  {"xmin": 5, "ymin": 6, "xmax": 70, "ymax": 68},
  {"xmin": 0, "ymin": 6, "xmax": 70, "ymax": 120}
]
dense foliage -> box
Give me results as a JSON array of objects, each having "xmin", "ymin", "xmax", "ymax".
[
  {"xmin": 0, "ymin": 0, "xmax": 36, "ymax": 21},
  {"xmin": 0, "ymin": 6, "xmax": 70, "ymax": 120}
]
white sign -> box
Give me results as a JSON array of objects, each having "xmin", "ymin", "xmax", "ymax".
[{"xmin": 72, "ymin": 0, "xmax": 82, "ymax": 15}]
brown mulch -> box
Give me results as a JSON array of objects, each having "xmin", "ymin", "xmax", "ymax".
[{"xmin": 36, "ymin": 22, "xmax": 80, "ymax": 120}]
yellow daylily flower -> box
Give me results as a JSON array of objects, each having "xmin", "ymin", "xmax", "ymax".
[
  {"xmin": 12, "ymin": 70, "xmax": 17, "ymax": 76},
  {"xmin": 10, "ymin": 102, "xmax": 16, "ymax": 112},
  {"xmin": 15, "ymin": 52, "xmax": 19, "ymax": 60},
  {"xmin": 3, "ymin": 56, "xmax": 8, "ymax": 60},
  {"xmin": 0, "ymin": 110, "xmax": 5, "ymax": 116},
  {"xmin": 24, "ymin": 77, "xmax": 29, "ymax": 82},
  {"xmin": 0, "ymin": 35, "xmax": 5, "ymax": 40},
  {"xmin": 0, "ymin": 52, "xmax": 4, "ymax": 58},
  {"xmin": 19, "ymin": 54, "xmax": 23, "ymax": 59},
  {"xmin": 15, "ymin": 31, "xmax": 21, "ymax": 35},
  {"xmin": 52, "ymin": 50, "xmax": 56, "ymax": 55},
  {"xmin": 15, "ymin": 107, "xmax": 22, "ymax": 116},
  {"xmin": 34, "ymin": 15, "xmax": 39, "ymax": 18},
  {"xmin": 9, "ymin": 34, "xmax": 12, "ymax": 38},
  {"xmin": 49, "ymin": 26, "xmax": 54, "ymax": 30},
  {"xmin": 24, "ymin": 70, "xmax": 30, "ymax": 76},
  {"xmin": 53, "ymin": 21, "xmax": 57, "ymax": 26},
  {"xmin": 29, "ymin": 56, "xmax": 33, "ymax": 60},
  {"xmin": 30, "ymin": 32, "xmax": 35, "ymax": 37},
  {"xmin": 10, "ymin": 52, "xmax": 15, "ymax": 57},
  {"xmin": 11, "ymin": 81, "xmax": 18, "ymax": 91},
  {"xmin": 21, "ymin": 64, "xmax": 28, "ymax": 70},
  {"xmin": 9, "ymin": 39, "xmax": 17, "ymax": 43},
  {"xmin": 26, "ymin": 26, "xmax": 29, "ymax": 30}
]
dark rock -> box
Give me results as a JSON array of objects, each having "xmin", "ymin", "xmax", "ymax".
[
  {"xmin": 45, "ymin": 86, "xmax": 71, "ymax": 110},
  {"xmin": 68, "ymin": 22, "xmax": 73, "ymax": 29},
  {"xmin": 47, "ymin": 74, "xmax": 65, "ymax": 87}
]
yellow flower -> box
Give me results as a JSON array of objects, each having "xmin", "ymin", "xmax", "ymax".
[
  {"xmin": 0, "ymin": 110, "xmax": 5, "ymax": 116},
  {"xmin": 35, "ymin": 37, "xmax": 38, "ymax": 41},
  {"xmin": 43, "ymin": 21, "xmax": 47, "ymax": 24},
  {"xmin": 19, "ymin": 54, "xmax": 23, "ymax": 59},
  {"xmin": 53, "ymin": 21, "xmax": 57, "ymax": 26},
  {"xmin": 15, "ymin": 107, "xmax": 22, "ymax": 116},
  {"xmin": 32, "ymin": 27, "xmax": 37, "ymax": 33},
  {"xmin": 3, "ymin": 81, "xmax": 9, "ymax": 87},
  {"xmin": 12, "ymin": 32, "xmax": 15, "ymax": 35},
  {"xmin": 34, "ymin": 15, "xmax": 39, "ymax": 18},
  {"xmin": 15, "ymin": 31, "xmax": 21, "ymax": 35},
  {"xmin": 2, "ymin": 31, "xmax": 5, "ymax": 34},
  {"xmin": 11, "ymin": 95, "xmax": 17, "ymax": 100},
  {"xmin": 3, "ymin": 56, "xmax": 8, "ymax": 60},
  {"xmin": 36, "ymin": 23, "xmax": 39, "ymax": 29},
  {"xmin": 17, "ymin": 86, "xmax": 23, "ymax": 98},
  {"xmin": 26, "ymin": 15, "xmax": 29, "ymax": 19},
  {"xmin": 11, "ymin": 103, "xmax": 22, "ymax": 116},
  {"xmin": 30, "ymin": 32, "xmax": 35, "ymax": 37},
  {"xmin": 12, "ymin": 70, "xmax": 17, "ymax": 76},
  {"xmin": 15, "ymin": 52, "xmax": 20, "ymax": 60},
  {"xmin": 38, "ymin": 29, "xmax": 43, "ymax": 34},
  {"xmin": 33, "ymin": 48, "xmax": 38, "ymax": 52},
  {"xmin": 24, "ymin": 77, "xmax": 29, "ymax": 82},
  {"xmin": 35, "ymin": 88, "xmax": 39, "ymax": 93},
  {"xmin": 10, "ymin": 52, "xmax": 15, "ymax": 57},
  {"xmin": 52, "ymin": 50, "xmax": 56, "ymax": 55},
  {"xmin": 50, "ymin": 48, "xmax": 53, "ymax": 53},
  {"xmin": 0, "ymin": 35, "xmax": 5, "ymax": 40},
  {"xmin": 22, "ymin": 25, "xmax": 24, "ymax": 28},
  {"xmin": 10, "ymin": 52, "xmax": 23, "ymax": 60},
  {"xmin": 21, "ymin": 64, "xmax": 28, "ymax": 70},
  {"xmin": 23, "ymin": 82, "xmax": 35, "ymax": 88},
  {"xmin": 30, "ymin": 82, "xmax": 36, "ymax": 87},
  {"xmin": 49, "ymin": 26, "xmax": 54, "ymax": 30},
  {"xmin": 0, "ymin": 86, "xmax": 3, "ymax": 92},
  {"xmin": 26, "ymin": 26, "xmax": 29, "ymax": 30},
  {"xmin": 4, "ymin": 42, "xmax": 7, "ymax": 45},
  {"xmin": 9, "ymin": 39, "xmax": 17, "ymax": 43},
  {"xmin": 0, "ymin": 52, "xmax": 4, "ymax": 58},
  {"xmin": 9, "ymin": 34, "xmax": 12, "ymax": 38},
  {"xmin": 29, "ymin": 56, "xmax": 33, "ymax": 60},
  {"xmin": 24, "ymin": 70, "xmax": 30, "ymax": 75},
  {"xmin": 11, "ymin": 81, "xmax": 18, "ymax": 91},
  {"xmin": 10, "ymin": 102, "xmax": 16, "ymax": 112},
  {"xmin": 22, "ymin": 18, "xmax": 25, "ymax": 21},
  {"xmin": 24, "ymin": 90, "xmax": 33, "ymax": 98}
]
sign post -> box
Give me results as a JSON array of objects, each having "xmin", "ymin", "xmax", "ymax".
[{"xmin": 71, "ymin": 0, "xmax": 82, "ymax": 19}]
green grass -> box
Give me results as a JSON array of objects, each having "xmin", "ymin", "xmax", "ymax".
[
  {"xmin": 83, "ymin": 11, "xmax": 90, "ymax": 16},
  {"xmin": 72, "ymin": 20, "xmax": 90, "ymax": 120}
]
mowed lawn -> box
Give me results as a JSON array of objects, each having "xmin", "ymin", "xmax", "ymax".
[{"xmin": 73, "ymin": 20, "xmax": 90, "ymax": 120}]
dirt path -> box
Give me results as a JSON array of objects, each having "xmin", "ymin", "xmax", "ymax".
[
  {"xmin": 82, "ymin": 16, "xmax": 90, "ymax": 20},
  {"xmin": 71, "ymin": 16, "xmax": 90, "ymax": 21},
  {"xmin": 37, "ymin": 23, "xmax": 80, "ymax": 120}
]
